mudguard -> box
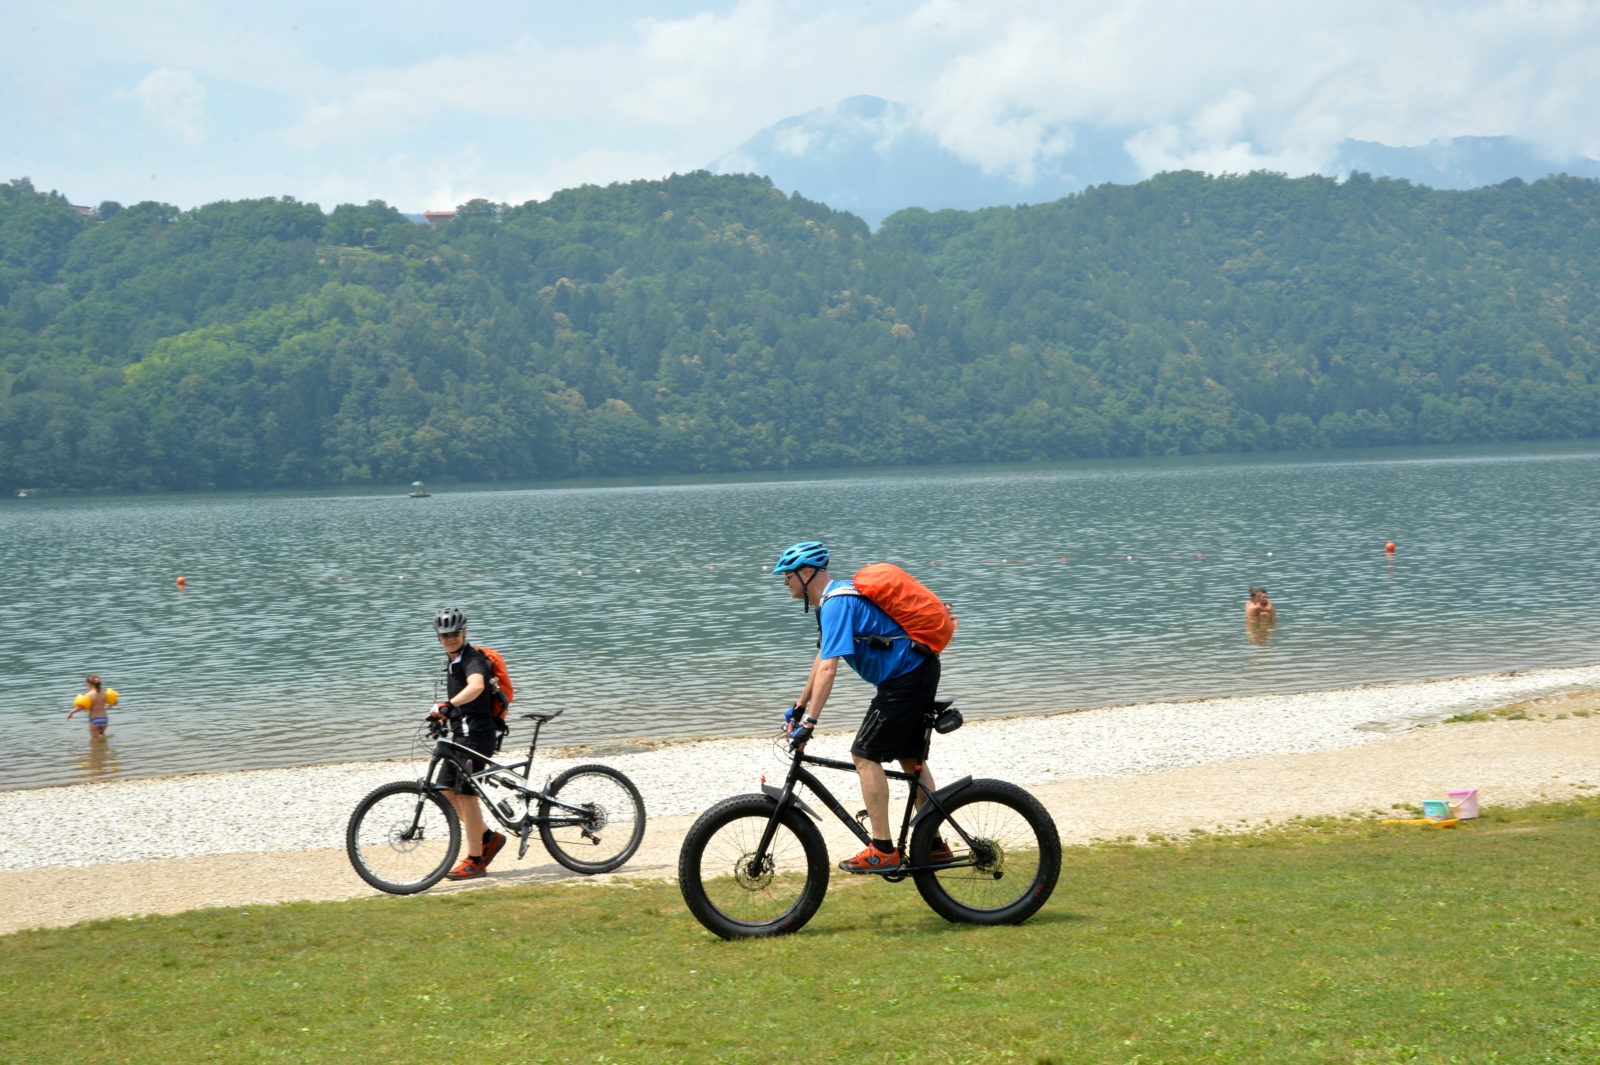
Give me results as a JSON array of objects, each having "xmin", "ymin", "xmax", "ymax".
[{"xmin": 761, "ymin": 782, "xmax": 823, "ymax": 821}]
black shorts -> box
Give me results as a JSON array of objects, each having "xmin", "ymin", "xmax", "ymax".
[
  {"xmin": 850, "ymin": 655, "xmax": 941, "ymax": 762},
  {"xmin": 438, "ymin": 716, "xmax": 499, "ymax": 793}
]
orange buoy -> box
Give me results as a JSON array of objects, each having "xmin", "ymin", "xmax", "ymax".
[
  {"xmin": 1384, "ymin": 542, "xmax": 1396, "ymax": 553},
  {"xmin": 176, "ymin": 575, "xmax": 187, "ymax": 588}
]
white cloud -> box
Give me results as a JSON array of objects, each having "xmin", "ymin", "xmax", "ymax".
[
  {"xmin": 10, "ymin": 0, "xmax": 1600, "ymax": 210},
  {"xmin": 774, "ymin": 127, "xmax": 815, "ymax": 158},
  {"xmin": 124, "ymin": 68, "xmax": 209, "ymax": 145},
  {"xmin": 908, "ymin": 1, "xmax": 1600, "ymax": 184}
]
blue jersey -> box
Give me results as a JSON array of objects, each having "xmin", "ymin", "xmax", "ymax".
[{"xmin": 817, "ymin": 579, "xmax": 926, "ymax": 687}]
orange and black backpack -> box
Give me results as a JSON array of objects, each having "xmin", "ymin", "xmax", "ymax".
[
  {"xmin": 476, "ymin": 646, "xmax": 515, "ymax": 720},
  {"xmin": 455, "ymin": 645, "xmax": 515, "ymax": 748}
]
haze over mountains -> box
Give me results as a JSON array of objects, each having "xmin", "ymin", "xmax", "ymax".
[{"xmin": 710, "ymin": 96, "xmax": 1600, "ymax": 228}]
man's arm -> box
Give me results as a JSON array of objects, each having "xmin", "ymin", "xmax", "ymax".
[
  {"xmin": 449, "ymin": 669, "xmax": 487, "ymax": 708},
  {"xmin": 796, "ymin": 654, "xmax": 840, "ymax": 721}
]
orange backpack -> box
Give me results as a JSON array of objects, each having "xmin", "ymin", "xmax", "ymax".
[
  {"xmin": 823, "ymin": 563, "xmax": 958, "ymax": 655},
  {"xmin": 476, "ymin": 646, "xmax": 515, "ymax": 719}
]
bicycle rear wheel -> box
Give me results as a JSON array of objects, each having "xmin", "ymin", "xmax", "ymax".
[
  {"xmin": 677, "ymin": 794, "xmax": 829, "ymax": 939},
  {"xmin": 909, "ymin": 778, "xmax": 1060, "ymax": 925},
  {"xmin": 537, "ymin": 764, "xmax": 647, "ymax": 874},
  {"xmin": 346, "ymin": 781, "xmax": 461, "ymax": 895}
]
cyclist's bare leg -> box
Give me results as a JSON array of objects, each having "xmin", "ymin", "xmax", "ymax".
[
  {"xmin": 853, "ymin": 754, "xmax": 893, "ymax": 842},
  {"xmin": 448, "ymin": 790, "xmax": 488, "ymax": 854},
  {"xmin": 855, "ymin": 755, "xmax": 938, "ymax": 844},
  {"xmin": 898, "ymin": 757, "xmax": 936, "ymax": 812}
]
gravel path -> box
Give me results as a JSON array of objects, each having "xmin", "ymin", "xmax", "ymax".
[{"xmin": 4, "ymin": 665, "xmax": 1599, "ymax": 935}]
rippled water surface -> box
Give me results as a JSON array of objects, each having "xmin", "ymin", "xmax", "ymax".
[{"xmin": 4, "ymin": 441, "xmax": 1599, "ymax": 790}]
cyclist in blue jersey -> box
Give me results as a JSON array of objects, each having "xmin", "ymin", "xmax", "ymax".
[{"xmin": 773, "ymin": 540, "xmax": 944, "ymax": 873}]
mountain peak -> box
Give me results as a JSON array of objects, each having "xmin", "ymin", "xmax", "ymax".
[{"xmin": 711, "ymin": 97, "xmax": 1600, "ymax": 228}]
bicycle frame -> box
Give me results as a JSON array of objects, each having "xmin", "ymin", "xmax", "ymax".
[
  {"xmin": 417, "ymin": 710, "xmax": 598, "ymax": 842},
  {"xmin": 755, "ymin": 712, "xmax": 980, "ymax": 878}
]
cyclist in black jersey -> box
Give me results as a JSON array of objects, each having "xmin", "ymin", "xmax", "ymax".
[{"xmin": 429, "ymin": 607, "xmax": 507, "ymax": 880}]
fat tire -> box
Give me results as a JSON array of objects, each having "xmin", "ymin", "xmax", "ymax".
[
  {"xmin": 537, "ymin": 764, "xmax": 647, "ymax": 874},
  {"xmin": 910, "ymin": 778, "xmax": 1060, "ymax": 925},
  {"xmin": 346, "ymin": 780, "xmax": 461, "ymax": 895},
  {"xmin": 678, "ymin": 794, "xmax": 830, "ymax": 939}
]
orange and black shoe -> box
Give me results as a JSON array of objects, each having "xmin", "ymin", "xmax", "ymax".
[
  {"xmin": 839, "ymin": 844, "xmax": 900, "ymax": 874},
  {"xmin": 480, "ymin": 831, "xmax": 507, "ymax": 869},
  {"xmin": 446, "ymin": 855, "xmax": 488, "ymax": 880},
  {"xmin": 929, "ymin": 837, "xmax": 955, "ymax": 864}
]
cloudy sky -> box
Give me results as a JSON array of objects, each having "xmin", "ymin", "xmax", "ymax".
[{"xmin": 5, "ymin": 0, "xmax": 1597, "ymax": 213}]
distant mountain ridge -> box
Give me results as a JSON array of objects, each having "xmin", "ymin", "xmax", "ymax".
[{"xmin": 710, "ymin": 95, "xmax": 1600, "ymax": 228}]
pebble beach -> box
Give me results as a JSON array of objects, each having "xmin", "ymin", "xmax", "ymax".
[{"xmin": 4, "ymin": 664, "xmax": 1600, "ymax": 934}]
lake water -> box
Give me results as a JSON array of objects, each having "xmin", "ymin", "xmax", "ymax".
[{"xmin": 4, "ymin": 440, "xmax": 1599, "ymax": 791}]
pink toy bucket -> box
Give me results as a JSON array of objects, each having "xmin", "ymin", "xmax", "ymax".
[{"xmin": 1448, "ymin": 789, "xmax": 1479, "ymax": 819}]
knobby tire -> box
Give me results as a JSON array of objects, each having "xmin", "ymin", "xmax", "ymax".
[
  {"xmin": 677, "ymin": 794, "xmax": 829, "ymax": 939},
  {"xmin": 346, "ymin": 780, "xmax": 461, "ymax": 895},
  {"xmin": 909, "ymin": 778, "xmax": 1061, "ymax": 925},
  {"xmin": 537, "ymin": 764, "xmax": 647, "ymax": 874}
]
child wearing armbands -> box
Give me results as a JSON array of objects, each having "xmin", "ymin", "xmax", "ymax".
[{"xmin": 68, "ymin": 674, "xmax": 118, "ymax": 740}]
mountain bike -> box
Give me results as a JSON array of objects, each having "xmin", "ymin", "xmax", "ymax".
[
  {"xmin": 677, "ymin": 701, "xmax": 1061, "ymax": 938},
  {"xmin": 347, "ymin": 708, "xmax": 646, "ymax": 895}
]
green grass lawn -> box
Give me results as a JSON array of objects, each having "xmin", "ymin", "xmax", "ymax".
[{"xmin": 4, "ymin": 798, "xmax": 1598, "ymax": 1065}]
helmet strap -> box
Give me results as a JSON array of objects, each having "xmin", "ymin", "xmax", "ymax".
[{"xmin": 799, "ymin": 567, "xmax": 821, "ymax": 615}]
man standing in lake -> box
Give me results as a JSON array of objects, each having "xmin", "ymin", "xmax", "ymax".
[
  {"xmin": 773, "ymin": 540, "xmax": 949, "ymax": 873},
  {"xmin": 1246, "ymin": 587, "xmax": 1276, "ymax": 623}
]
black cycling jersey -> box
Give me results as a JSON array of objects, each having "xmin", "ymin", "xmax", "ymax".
[{"xmin": 445, "ymin": 643, "xmax": 496, "ymax": 719}]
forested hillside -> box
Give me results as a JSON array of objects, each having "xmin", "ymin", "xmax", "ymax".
[{"xmin": 3, "ymin": 169, "xmax": 1598, "ymax": 492}]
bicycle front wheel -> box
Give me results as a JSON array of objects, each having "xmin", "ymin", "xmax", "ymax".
[
  {"xmin": 346, "ymin": 781, "xmax": 461, "ymax": 895},
  {"xmin": 677, "ymin": 794, "xmax": 829, "ymax": 939},
  {"xmin": 910, "ymin": 778, "xmax": 1061, "ymax": 925},
  {"xmin": 537, "ymin": 764, "xmax": 647, "ymax": 874}
]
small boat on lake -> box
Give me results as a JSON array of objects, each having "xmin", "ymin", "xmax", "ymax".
[{"xmin": 408, "ymin": 481, "xmax": 430, "ymax": 498}]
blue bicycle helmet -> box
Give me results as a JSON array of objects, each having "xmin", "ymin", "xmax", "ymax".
[{"xmin": 773, "ymin": 541, "xmax": 830, "ymax": 574}]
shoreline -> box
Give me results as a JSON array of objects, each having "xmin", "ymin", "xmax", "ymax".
[
  {"xmin": 4, "ymin": 664, "xmax": 1600, "ymax": 935},
  {"xmin": 14, "ymin": 661, "xmax": 1600, "ymax": 797}
]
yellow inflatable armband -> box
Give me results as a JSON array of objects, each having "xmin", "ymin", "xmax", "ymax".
[
  {"xmin": 105, "ymin": 689, "xmax": 119, "ymax": 706},
  {"xmin": 74, "ymin": 694, "xmax": 91, "ymax": 710}
]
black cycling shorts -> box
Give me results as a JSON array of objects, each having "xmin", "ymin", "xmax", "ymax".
[
  {"xmin": 850, "ymin": 655, "xmax": 941, "ymax": 763},
  {"xmin": 438, "ymin": 715, "xmax": 499, "ymax": 793}
]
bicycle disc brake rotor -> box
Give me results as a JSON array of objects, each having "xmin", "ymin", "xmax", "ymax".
[
  {"xmin": 389, "ymin": 821, "xmax": 428, "ymax": 852},
  {"xmin": 733, "ymin": 852, "xmax": 775, "ymax": 890}
]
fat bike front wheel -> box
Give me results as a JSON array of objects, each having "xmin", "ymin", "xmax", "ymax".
[{"xmin": 677, "ymin": 794, "xmax": 829, "ymax": 939}]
